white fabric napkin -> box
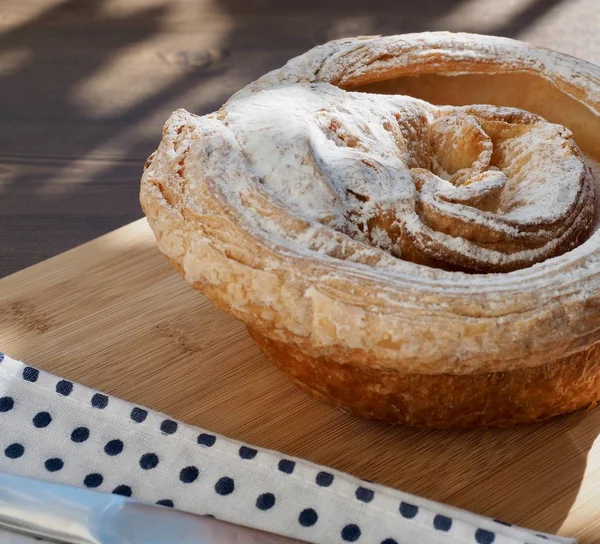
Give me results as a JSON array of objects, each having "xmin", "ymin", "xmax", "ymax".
[{"xmin": 0, "ymin": 353, "xmax": 575, "ymax": 544}]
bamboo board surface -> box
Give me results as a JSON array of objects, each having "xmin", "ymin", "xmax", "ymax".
[{"xmin": 1, "ymin": 218, "xmax": 600, "ymax": 542}]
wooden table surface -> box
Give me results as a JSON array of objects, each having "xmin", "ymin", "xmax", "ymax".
[
  {"xmin": 1, "ymin": 0, "xmax": 599, "ymax": 277},
  {"xmin": 4, "ymin": 219, "xmax": 600, "ymax": 543},
  {"xmin": 2, "ymin": 1, "xmax": 600, "ymax": 542}
]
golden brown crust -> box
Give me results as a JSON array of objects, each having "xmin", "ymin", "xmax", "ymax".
[
  {"xmin": 249, "ymin": 328, "xmax": 600, "ymax": 428},
  {"xmin": 140, "ymin": 32, "xmax": 600, "ymax": 426}
]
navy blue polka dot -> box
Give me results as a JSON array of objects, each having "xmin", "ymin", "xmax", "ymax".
[
  {"xmin": 355, "ymin": 486, "xmax": 374, "ymax": 503},
  {"xmin": 215, "ymin": 476, "xmax": 234, "ymax": 495},
  {"xmin": 381, "ymin": 540, "xmax": 397, "ymax": 544},
  {"xmin": 256, "ymin": 493, "xmax": 275, "ymax": 510},
  {"xmin": 180, "ymin": 466, "xmax": 199, "ymax": 483},
  {"xmin": 0, "ymin": 353, "xmax": 4, "ymax": 363},
  {"xmin": 341, "ymin": 524, "xmax": 361, "ymax": 542},
  {"xmin": 113, "ymin": 485, "xmax": 132, "ymax": 497},
  {"xmin": 104, "ymin": 439, "xmax": 124, "ymax": 456},
  {"xmin": 157, "ymin": 499, "xmax": 174, "ymax": 508},
  {"xmin": 316, "ymin": 471, "xmax": 334, "ymax": 487},
  {"xmin": 130, "ymin": 407, "xmax": 147, "ymax": 422},
  {"xmin": 5, "ymin": 443, "xmax": 24, "ymax": 459},
  {"xmin": 139, "ymin": 453, "xmax": 159, "ymax": 470},
  {"xmin": 298, "ymin": 508, "xmax": 318, "ymax": 527},
  {"xmin": 45, "ymin": 458, "xmax": 63, "ymax": 472},
  {"xmin": 493, "ymin": 519, "xmax": 512, "ymax": 526},
  {"xmin": 0, "ymin": 397, "xmax": 14, "ymax": 412},
  {"xmin": 84, "ymin": 473, "xmax": 103, "ymax": 488},
  {"xmin": 239, "ymin": 446, "xmax": 257, "ymax": 460},
  {"xmin": 22, "ymin": 367, "xmax": 39, "ymax": 382},
  {"xmin": 160, "ymin": 419, "xmax": 178, "ymax": 434},
  {"xmin": 32, "ymin": 411, "xmax": 52, "ymax": 428},
  {"xmin": 56, "ymin": 380, "xmax": 73, "ymax": 396},
  {"xmin": 91, "ymin": 393, "xmax": 108, "ymax": 409},
  {"xmin": 197, "ymin": 433, "xmax": 216, "ymax": 447},
  {"xmin": 434, "ymin": 514, "xmax": 452, "ymax": 532},
  {"xmin": 278, "ymin": 459, "xmax": 295, "ymax": 474},
  {"xmin": 399, "ymin": 502, "xmax": 418, "ymax": 519},
  {"xmin": 475, "ymin": 529, "xmax": 496, "ymax": 544},
  {"xmin": 71, "ymin": 426, "xmax": 89, "ymax": 443}
]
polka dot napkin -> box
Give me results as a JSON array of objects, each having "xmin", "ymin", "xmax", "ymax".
[{"xmin": 0, "ymin": 353, "xmax": 575, "ymax": 544}]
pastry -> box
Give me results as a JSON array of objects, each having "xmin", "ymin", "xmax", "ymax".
[{"xmin": 140, "ymin": 32, "xmax": 600, "ymax": 427}]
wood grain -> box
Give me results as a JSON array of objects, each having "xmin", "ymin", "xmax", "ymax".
[
  {"xmin": 1, "ymin": 0, "xmax": 600, "ymax": 277},
  {"xmin": 1, "ymin": 218, "xmax": 600, "ymax": 542}
]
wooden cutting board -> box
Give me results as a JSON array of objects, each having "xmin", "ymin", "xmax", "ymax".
[{"xmin": 2, "ymin": 218, "xmax": 599, "ymax": 543}]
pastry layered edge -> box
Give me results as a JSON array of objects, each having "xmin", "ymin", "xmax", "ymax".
[
  {"xmin": 249, "ymin": 328, "xmax": 600, "ymax": 428},
  {"xmin": 141, "ymin": 32, "xmax": 600, "ymax": 426}
]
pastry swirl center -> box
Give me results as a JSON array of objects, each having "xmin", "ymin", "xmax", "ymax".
[{"xmin": 222, "ymin": 83, "xmax": 595, "ymax": 272}]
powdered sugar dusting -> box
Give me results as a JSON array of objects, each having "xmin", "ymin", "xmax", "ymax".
[
  {"xmin": 219, "ymin": 82, "xmax": 595, "ymax": 273},
  {"xmin": 586, "ymin": 156, "xmax": 600, "ymax": 230},
  {"xmin": 140, "ymin": 33, "xmax": 600, "ymax": 373}
]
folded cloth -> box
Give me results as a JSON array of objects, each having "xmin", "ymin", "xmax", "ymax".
[{"xmin": 0, "ymin": 353, "xmax": 575, "ymax": 544}]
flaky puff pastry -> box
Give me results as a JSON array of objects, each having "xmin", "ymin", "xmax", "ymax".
[{"xmin": 141, "ymin": 33, "xmax": 600, "ymax": 427}]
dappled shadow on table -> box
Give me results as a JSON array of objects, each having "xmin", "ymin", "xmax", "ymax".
[{"xmin": 0, "ymin": 0, "xmax": 566, "ymax": 275}]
